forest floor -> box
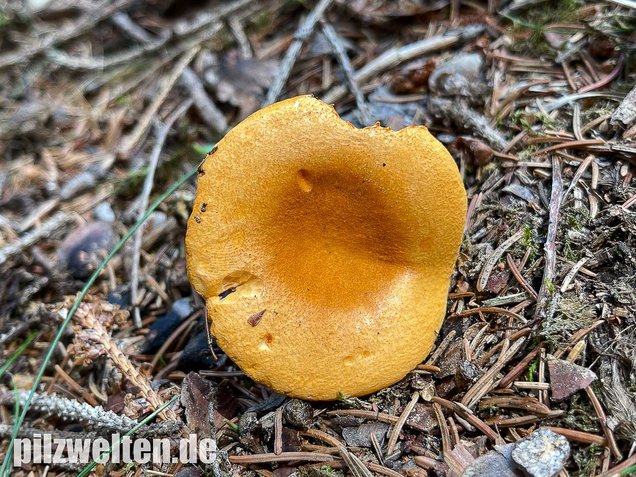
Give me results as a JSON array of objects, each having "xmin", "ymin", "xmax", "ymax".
[{"xmin": 1, "ymin": 1, "xmax": 635, "ymax": 476}]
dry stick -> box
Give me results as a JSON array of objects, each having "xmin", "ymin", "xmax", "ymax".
[
  {"xmin": 486, "ymin": 411, "xmax": 564, "ymax": 428},
  {"xmin": 274, "ymin": 408, "xmax": 284, "ymax": 455},
  {"xmin": 563, "ymin": 154, "xmax": 595, "ymax": 202},
  {"xmin": 530, "ymin": 139, "xmax": 605, "ymax": 157},
  {"xmin": 130, "ymin": 99, "xmax": 194, "ymax": 328},
  {"xmin": 118, "ymin": 48, "xmax": 199, "ymax": 158},
  {"xmin": 322, "ymin": 27, "xmax": 484, "ymax": 104},
  {"xmin": 320, "ymin": 21, "xmax": 371, "ymax": 126},
  {"xmin": 386, "ymin": 392, "xmax": 419, "ymax": 456},
  {"xmin": 54, "ymin": 365, "xmax": 99, "ymax": 407},
  {"xmin": 301, "ymin": 429, "xmax": 344, "ymax": 448},
  {"xmin": 433, "ymin": 402, "xmax": 451, "ymax": 455},
  {"xmin": 560, "ymin": 257, "xmax": 589, "ymax": 293},
  {"xmin": 112, "ymin": 12, "xmax": 227, "ymax": 133},
  {"xmin": 0, "ymin": 211, "xmax": 74, "ymax": 266},
  {"xmin": 263, "ymin": 0, "xmax": 334, "ymax": 106},
  {"xmin": 428, "ymin": 97, "xmax": 508, "ymax": 150},
  {"xmin": 579, "ymin": 55, "xmax": 624, "ymax": 93},
  {"xmin": 534, "ymin": 157, "xmax": 564, "ymax": 322},
  {"xmin": 545, "ymin": 427, "xmax": 607, "ymax": 446},
  {"xmin": 477, "ymin": 228, "xmax": 525, "ymax": 292},
  {"xmin": 0, "ymin": 0, "xmax": 133, "ymax": 69},
  {"xmin": 228, "ymin": 15, "xmax": 253, "ymax": 59},
  {"xmin": 180, "ymin": 67, "xmax": 228, "ymax": 133},
  {"xmin": 585, "ymin": 386, "xmax": 622, "ymax": 460},
  {"xmin": 450, "ymin": 306, "xmax": 526, "ymax": 323},
  {"xmin": 49, "ymin": 0, "xmax": 251, "ymax": 71}
]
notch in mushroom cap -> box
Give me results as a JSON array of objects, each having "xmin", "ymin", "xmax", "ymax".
[{"xmin": 186, "ymin": 96, "xmax": 466, "ymax": 401}]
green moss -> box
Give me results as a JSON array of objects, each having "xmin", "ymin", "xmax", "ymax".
[
  {"xmin": 541, "ymin": 296, "xmax": 596, "ymax": 347},
  {"xmin": 544, "ymin": 278, "xmax": 556, "ymax": 295},
  {"xmin": 300, "ymin": 465, "xmax": 345, "ymax": 477},
  {"xmin": 504, "ymin": 0, "xmax": 581, "ymax": 55},
  {"xmin": 526, "ymin": 356, "xmax": 539, "ymax": 381},
  {"xmin": 336, "ymin": 391, "xmax": 366, "ymax": 409},
  {"xmin": 558, "ymin": 393, "xmax": 601, "ymax": 433},
  {"xmin": 572, "ymin": 445, "xmax": 604, "ymax": 477},
  {"xmin": 563, "ymin": 238, "xmax": 579, "ymax": 262}
]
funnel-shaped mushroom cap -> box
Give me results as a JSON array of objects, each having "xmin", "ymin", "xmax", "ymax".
[{"xmin": 186, "ymin": 96, "xmax": 466, "ymax": 400}]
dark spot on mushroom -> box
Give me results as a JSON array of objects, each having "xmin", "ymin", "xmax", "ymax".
[
  {"xmin": 382, "ymin": 163, "xmax": 386, "ymax": 167},
  {"xmin": 208, "ymin": 145, "xmax": 218, "ymax": 155},
  {"xmin": 200, "ymin": 203, "xmax": 207, "ymax": 213},
  {"xmin": 197, "ymin": 166, "xmax": 205, "ymax": 176},
  {"xmin": 218, "ymin": 286, "xmax": 237, "ymax": 300},
  {"xmin": 248, "ymin": 309, "xmax": 266, "ymax": 326},
  {"xmin": 194, "ymin": 215, "xmax": 201, "ymax": 223}
]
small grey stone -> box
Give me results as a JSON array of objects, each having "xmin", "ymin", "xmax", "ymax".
[
  {"xmin": 342, "ymin": 422, "xmax": 389, "ymax": 448},
  {"xmin": 57, "ymin": 221, "xmax": 117, "ymax": 278},
  {"xmin": 463, "ymin": 448, "xmax": 519, "ymax": 477},
  {"xmin": 92, "ymin": 202, "xmax": 116, "ymax": 223},
  {"xmin": 282, "ymin": 399, "xmax": 313, "ymax": 428},
  {"xmin": 511, "ymin": 428, "xmax": 570, "ymax": 477}
]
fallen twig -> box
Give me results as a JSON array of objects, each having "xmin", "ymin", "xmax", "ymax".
[
  {"xmin": 321, "ymin": 21, "xmax": 371, "ymax": 125},
  {"xmin": 130, "ymin": 99, "xmax": 193, "ymax": 327},
  {"xmin": 117, "ymin": 47, "xmax": 199, "ymax": 158},
  {"xmin": 323, "ymin": 27, "xmax": 485, "ymax": 104},
  {"xmin": 477, "ymin": 228, "xmax": 525, "ymax": 292},
  {"xmin": 428, "ymin": 97, "xmax": 508, "ymax": 150},
  {"xmin": 0, "ymin": 0, "xmax": 133, "ymax": 69},
  {"xmin": 610, "ymin": 83, "xmax": 636, "ymax": 131},
  {"xmin": 534, "ymin": 157, "xmax": 563, "ymax": 322},
  {"xmin": 263, "ymin": 0, "xmax": 334, "ymax": 106},
  {"xmin": 112, "ymin": 12, "xmax": 227, "ymax": 133},
  {"xmin": 0, "ymin": 211, "xmax": 74, "ymax": 266}
]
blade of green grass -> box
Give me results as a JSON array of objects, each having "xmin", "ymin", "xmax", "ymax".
[
  {"xmin": 0, "ymin": 330, "xmax": 39, "ymax": 380},
  {"xmin": 1, "ymin": 165, "xmax": 198, "ymax": 477},
  {"xmin": 76, "ymin": 394, "xmax": 179, "ymax": 477}
]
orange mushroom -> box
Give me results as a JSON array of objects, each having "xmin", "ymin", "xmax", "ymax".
[{"xmin": 186, "ymin": 96, "xmax": 466, "ymax": 400}]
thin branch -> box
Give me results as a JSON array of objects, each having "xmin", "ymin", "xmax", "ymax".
[
  {"xmin": 320, "ymin": 21, "xmax": 371, "ymax": 125},
  {"xmin": 117, "ymin": 47, "xmax": 198, "ymax": 158},
  {"xmin": 534, "ymin": 156, "xmax": 563, "ymax": 322},
  {"xmin": 322, "ymin": 26, "xmax": 484, "ymax": 104},
  {"xmin": 130, "ymin": 99, "xmax": 193, "ymax": 327},
  {"xmin": 0, "ymin": 211, "xmax": 74, "ymax": 266},
  {"xmin": 263, "ymin": 0, "xmax": 334, "ymax": 106},
  {"xmin": 111, "ymin": 12, "xmax": 227, "ymax": 133},
  {"xmin": 0, "ymin": 0, "xmax": 133, "ymax": 69}
]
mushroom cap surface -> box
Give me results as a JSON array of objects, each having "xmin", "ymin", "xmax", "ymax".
[{"xmin": 186, "ymin": 96, "xmax": 466, "ymax": 400}]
